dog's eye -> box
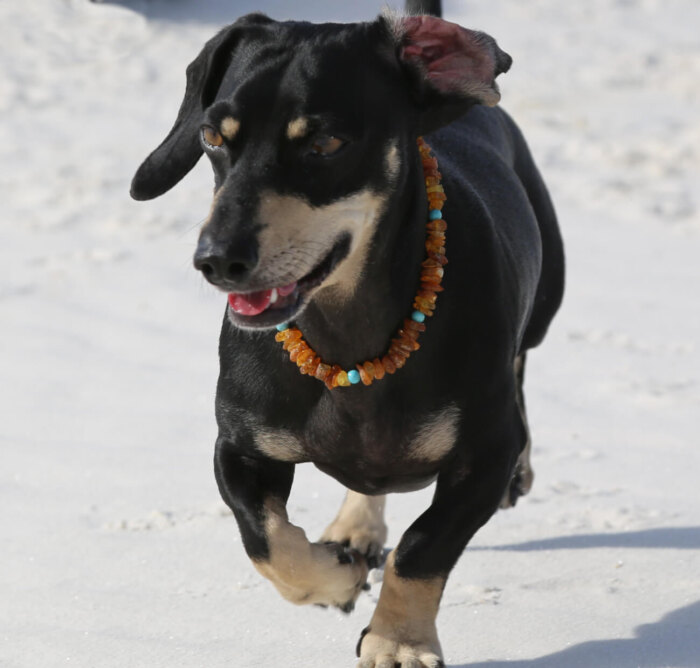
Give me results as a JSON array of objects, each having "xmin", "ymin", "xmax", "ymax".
[
  {"xmin": 201, "ymin": 126, "xmax": 224, "ymax": 149},
  {"xmin": 309, "ymin": 135, "xmax": 345, "ymax": 157}
]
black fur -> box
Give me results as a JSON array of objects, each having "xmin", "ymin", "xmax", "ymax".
[{"xmin": 132, "ymin": 7, "xmax": 564, "ymax": 661}]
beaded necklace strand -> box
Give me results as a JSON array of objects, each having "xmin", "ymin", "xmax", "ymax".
[{"xmin": 274, "ymin": 137, "xmax": 447, "ymax": 390}]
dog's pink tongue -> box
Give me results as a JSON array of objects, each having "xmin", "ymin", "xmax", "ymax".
[
  {"xmin": 228, "ymin": 290, "xmax": 272, "ymax": 316},
  {"xmin": 227, "ymin": 282, "xmax": 297, "ymax": 317}
]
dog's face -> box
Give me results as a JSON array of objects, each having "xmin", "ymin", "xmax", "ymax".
[
  {"xmin": 131, "ymin": 13, "xmax": 511, "ymax": 329},
  {"xmin": 192, "ymin": 17, "xmax": 408, "ymax": 329}
]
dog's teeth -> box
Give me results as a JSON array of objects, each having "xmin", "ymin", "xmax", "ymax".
[{"xmin": 270, "ymin": 288, "xmax": 279, "ymax": 304}]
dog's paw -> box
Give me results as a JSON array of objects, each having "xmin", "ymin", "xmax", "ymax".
[
  {"xmin": 317, "ymin": 541, "xmax": 370, "ymax": 612},
  {"xmin": 254, "ymin": 539, "xmax": 368, "ymax": 612},
  {"xmin": 321, "ymin": 494, "xmax": 388, "ymax": 569},
  {"xmin": 356, "ymin": 626, "xmax": 444, "ymax": 668}
]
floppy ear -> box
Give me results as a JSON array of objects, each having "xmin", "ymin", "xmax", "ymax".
[
  {"xmin": 130, "ymin": 15, "xmax": 272, "ymax": 201},
  {"xmin": 391, "ymin": 15, "xmax": 512, "ymax": 134}
]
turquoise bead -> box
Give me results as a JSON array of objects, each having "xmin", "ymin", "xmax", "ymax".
[
  {"xmin": 347, "ymin": 369, "xmax": 361, "ymax": 384},
  {"xmin": 411, "ymin": 310, "xmax": 426, "ymax": 323},
  {"xmin": 429, "ymin": 209, "xmax": 442, "ymax": 220},
  {"xmin": 276, "ymin": 323, "xmax": 289, "ymax": 332}
]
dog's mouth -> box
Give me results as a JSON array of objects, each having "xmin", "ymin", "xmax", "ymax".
[{"xmin": 226, "ymin": 235, "xmax": 351, "ymax": 329}]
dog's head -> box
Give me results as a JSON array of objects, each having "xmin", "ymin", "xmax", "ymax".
[{"xmin": 131, "ymin": 13, "xmax": 510, "ymax": 329}]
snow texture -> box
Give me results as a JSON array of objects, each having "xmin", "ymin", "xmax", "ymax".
[{"xmin": 1, "ymin": 0, "xmax": 699, "ymax": 666}]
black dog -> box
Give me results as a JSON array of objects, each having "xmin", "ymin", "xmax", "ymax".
[{"xmin": 131, "ymin": 2, "xmax": 564, "ymax": 665}]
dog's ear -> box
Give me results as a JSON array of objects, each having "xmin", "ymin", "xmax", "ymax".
[
  {"xmin": 130, "ymin": 14, "xmax": 272, "ymax": 201},
  {"xmin": 389, "ymin": 15, "xmax": 512, "ymax": 134}
]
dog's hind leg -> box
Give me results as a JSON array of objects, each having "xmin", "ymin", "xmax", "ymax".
[
  {"xmin": 320, "ymin": 491, "xmax": 388, "ymax": 569},
  {"xmin": 214, "ymin": 441, "xmax": 369, "ymax": 612},
  {"xmin": 500, "ymin": 353, "xmax": 535, "ymax": 508}
]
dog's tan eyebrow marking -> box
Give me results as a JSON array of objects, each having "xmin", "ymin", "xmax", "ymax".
[
  {"xmin": 286, "ymin": 117, "xmax": 309, "ymax": 140},
  {"xmin": 220, "ymin": 116, "xmax": 240, "ymax": 140}
]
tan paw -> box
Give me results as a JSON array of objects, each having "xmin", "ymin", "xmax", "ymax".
[
  {"xmin": 356, "ymin": 626, "xmax": 444, "ymax": 668},
  {"xmin": 255, "ymin": 539, "xmax": 368, "ymax": 612},
  {"xmin": 321, "ymin": 492, "xmax": 388, "ymax": 568}
]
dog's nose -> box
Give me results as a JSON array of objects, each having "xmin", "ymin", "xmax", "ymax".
[{"xmin": 193, "ymin": 236, "xmax": 259, "ymax": 285}]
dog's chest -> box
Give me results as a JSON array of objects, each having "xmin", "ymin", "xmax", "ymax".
[{"xmin": 253, "ymin": 403, "xmax": 461, "ymax": 490}]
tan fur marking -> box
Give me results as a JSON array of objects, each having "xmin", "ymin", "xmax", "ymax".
[
  {"xmin": 253, "ymin": 498, "xmax": 368, "ymax": 607},
  {"xmin": 201, "ymin": 187, "xmax": 224, "ymax": 230},
  {"xmin": 358, "ymin": 551, "xmax": 444, "ymax": 667},
  {"xmin": 255, "ymin": 429, "xmax": 306, "ymax": 463},
  {"xmin": 321, "ymin": 491, "xmax": 387, "ymax": 556},
  {"xmin": 286, "ymin": 117, "xmax": 309, "ymax": 140},
  {"xmin": 385, "ymin": 141, "xmax": 401, "ymax": 178},
  {"xmin": 410, "ymin": 405, "xmax": 460, "ymax": 462},
  {"xmin": 220, "ymin": 116, "xmax": 240, "ymax": 140},
  {"xmin": 256, "ymin": 188, "xmax": 389, "ymax": 298}
]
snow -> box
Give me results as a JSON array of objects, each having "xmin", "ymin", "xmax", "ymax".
[{"xmin": 1, "ymin": 0, "xmax": 699, "ymax": 666}]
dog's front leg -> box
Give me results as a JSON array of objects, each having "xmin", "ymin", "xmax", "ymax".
[
  {"xmin": 214, "ymin": 441, "xmax": 369, "ymax": 611},
  {"xmin": 357, "ymin": 405, "xmax": 523, "ymax": 668}
]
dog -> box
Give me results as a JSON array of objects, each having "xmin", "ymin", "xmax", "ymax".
[{"xmin": 131, "ymin": 1, "xmax": 564, "ymax": 664}]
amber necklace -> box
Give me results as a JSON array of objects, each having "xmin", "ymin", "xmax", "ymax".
[{"xmin": 274, "ymin": 137, "xmax": 447, "ymax": 390}]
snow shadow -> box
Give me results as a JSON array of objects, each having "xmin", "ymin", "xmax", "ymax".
[
  {"xmin": 474, "ymin": 526, "xmax": 700, "ymax": 552},
  {"xmin": 452, "ymin": 600, "xmax": 700, "ymax": 668},
  {"xmin": 95, "ymin": 0, "xmax": 392, "ymax": 24}
]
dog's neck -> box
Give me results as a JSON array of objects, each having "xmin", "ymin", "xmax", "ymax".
[{"xmin": 296, "ymin": 146, "xmax": 427, "ymax": 370}]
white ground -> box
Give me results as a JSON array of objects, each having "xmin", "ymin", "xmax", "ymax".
[{"xmin": 2, "ymin": 0, "xmax": 699, "ymax": 666}]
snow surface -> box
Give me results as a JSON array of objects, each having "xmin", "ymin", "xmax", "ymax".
[{"xmin": 2, "ymin": 0, "xmax": 699, "ymax": 666}]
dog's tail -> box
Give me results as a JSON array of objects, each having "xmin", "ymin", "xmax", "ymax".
[{"xmin": 405, "ymin": 0, "xmax": 442, "ymax": 17}]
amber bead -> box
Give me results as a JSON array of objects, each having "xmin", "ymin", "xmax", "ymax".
[
  {"xmin": 282, "ymin": 330, "xmax": 302, "ymax": 350},
  {"xmin": 382, "ymin": 356, "xmax": 397, "ymax": 374},
  {"xmin": 391, "ymin": 339, "xmax": 410, "ymax": 355},
  {"xmin": 388, "ymin": 351, "xmax": 407, "ymax": 368},
  {"xmin": 426, "ymin": 220, "xmax": 447, "ymax": 232},
  {"xmin": 426, "ymin": 242, "xmax": 446, "ymax": 255},
  {"xmin": 421, "ymin": 157, "xmax": 438, "ymax": 169},
  {"xmin": 404, "ymin": 319, "xmax": 426, "ymax": 333},
  {"xmin": 428, "ymin": 253, "xmax": 448, "ymax": 266},
  {"xmin": 394, "ymin": 340, "xmax": 415, "ymax": 355},
  {"xmin": 275, "ymin": 330, "xmax": 290, "ymax": 342},
  {"xmin": 421, "ymin": 281, "xmax": 444, "ymax": 293},
  {"xmin": 428, "ymin": 190, "xmax": 447, "ymax": 201},
  {"xmin": 417, "ymin": 290, "xmax": 437, "ymax": 302},
  {"xmin": 357, "ymin": 365, "xmax": 373, "ymax": 386},
  {"xmin": 397, "ymin": 336, "xmax": 419, "ymax": 352},
  {"xmin": 414, "ymin": 296, "xmax": 435, "ymax": 310},
  {"xmin": 289, "ymin": 342, "xmax": 307, "ymax": 362},
  {"xmin": 372, "ymin": 358, "xmax": 385, "ymax": 380},
  {"xmin": 315, "ymin": 363, "xmax": 332, "ymax": 381},
  {"xmin": 421, "ymin": 267, "xmax": 444, "ymax": 280},
  {"xmin": 327, "ymin": 365, "xmax": 342, "ymax": 388},
  {"xmin": 336, "ymin": 370, "xmax": 351, "ymax": 387},
  {"xmin": 296, "ymin": 348, "xmax": 315, "ymax": 366},
  {"xmin": 398, "ymin": 327, "xmax": 419, "ymax": 341},
  {"xmin": 301, "ymin": 355, "xmax": 319, "ymax": 375},
  {"xmin": 428, "ymin": 199, "xmax": 445, "ymax": 210}
]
